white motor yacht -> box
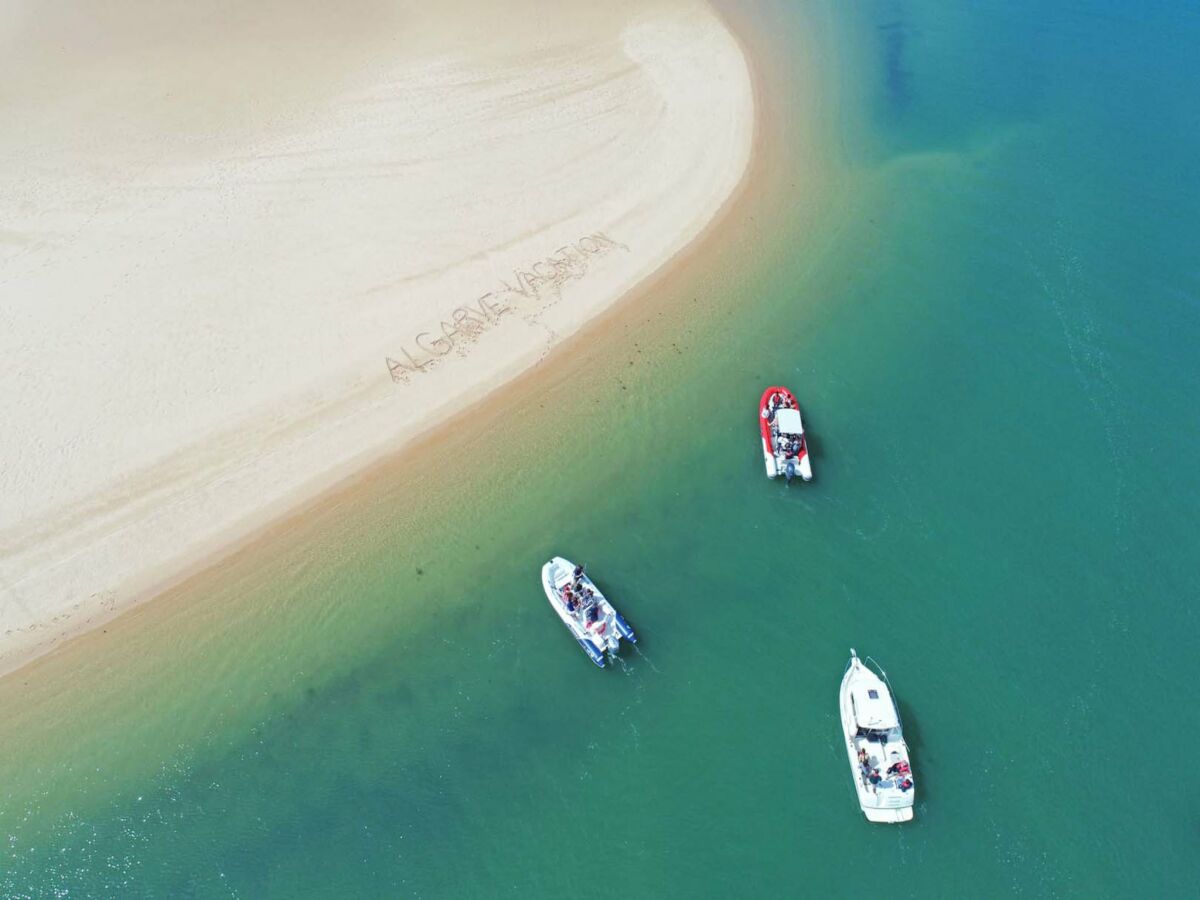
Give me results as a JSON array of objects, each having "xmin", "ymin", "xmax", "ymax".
[{"xmin": 839, "ymin": 649, "xmax": 915, "ymax": 823}]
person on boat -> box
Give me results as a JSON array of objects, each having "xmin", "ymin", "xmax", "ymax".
[
  {"xmin": 857, "ymin": 748, "xmax": 869, "ymax": 768},
  {"xmin": 898, "ymin": 777, "xmax": 913, "ymax": 793},
  {"xmin": 887, "ymin": 760, "xmax": 910, "ymax": 776},
  {"xmin": 868, "ymin": 769, "xmax": 882, "ymax": 786}
]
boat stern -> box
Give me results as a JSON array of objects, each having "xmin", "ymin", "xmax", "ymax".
[
  {"xmin": 614, "ymin": 612, "xmax": 637, "ymax": 643},
  {"xmin": 798, "ymin": 453, "xmax": 813, "ymax": 482},
  {"xmin": 763, "ymin": 441, "xmax": 778, "ymax": 478},
  {"xmin": 577, "ymin": 638, "xmax": 607, "ymax": 667},
  {"xmin": 863, "ymin": 806, "xmax": 914, "ymax": 824}
]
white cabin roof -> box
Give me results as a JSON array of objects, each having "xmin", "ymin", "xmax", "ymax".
[
  {"xmin": 775, "ymin": 408, "xmax": 803, "ymax": 435},
  {"xmin": 851, "ymin": 682, "xmax": 899, "ymax": 730}
]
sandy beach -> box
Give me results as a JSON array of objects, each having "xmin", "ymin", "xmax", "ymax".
[{"xmin": 0, "ymin": 0, "xmax": 753, "ymax": 672}]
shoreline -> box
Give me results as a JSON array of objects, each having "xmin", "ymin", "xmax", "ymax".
[
  {"xmin": 0, "ymin": 0, "xmax": 758, "ymax": 678},
  {"xmin": 0, "ymin": 0, "xmax": 837, "ymax": 822}
]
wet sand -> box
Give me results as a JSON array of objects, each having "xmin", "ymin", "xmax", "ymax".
[{"xmin": 0, "ymin": 0, "xmax": 754, "ymax": 673}]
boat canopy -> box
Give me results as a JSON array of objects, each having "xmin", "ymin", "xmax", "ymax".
[
  {"xmin": 775, "ymin": 408, "xmax": 803, "ymax": 435},
  {"xmin": 850, "ymin": 682, "xmax": 899, "ymax": 730}
]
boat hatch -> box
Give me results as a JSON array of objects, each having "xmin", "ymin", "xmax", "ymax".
[
  {"xmin": 850, "ymin": 684, "xmax": 899, "ymax": 730},
  {"xmin": 775, "ymin": 408, "xmax": 803, "ymax": 435}
]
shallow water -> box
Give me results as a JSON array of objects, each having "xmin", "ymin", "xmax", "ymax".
[{"xmin": 2, "ymin": 0, "xmax": 1199, "ymax": 896}]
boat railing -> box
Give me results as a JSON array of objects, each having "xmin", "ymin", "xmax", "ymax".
[{"xmin": 864, "ymin": 654, "xmax": 903, "ymax": 730}]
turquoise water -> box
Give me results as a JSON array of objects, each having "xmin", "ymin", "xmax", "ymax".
[{"xmin": 3, "ymin": 0, "xmax": 1200, "ymax": 896}]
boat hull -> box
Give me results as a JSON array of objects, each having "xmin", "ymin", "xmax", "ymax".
[
  {"xmin": 759, "ymin": 385, "xmax": 812, "ymax": 482},
  {"xmin": 839, "ymin": 652, "xmax": 915, "ymax": 823},
  {"xmin": 541, "ymin": 556, "xmax": 634, "ymax": 668}
]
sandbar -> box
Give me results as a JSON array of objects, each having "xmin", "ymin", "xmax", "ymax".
[{"xmin": 0, "ymin": 0, "xmax": 754, "ymax": 673}]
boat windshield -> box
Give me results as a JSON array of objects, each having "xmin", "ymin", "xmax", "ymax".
[{"xmin": 856, "ymin": 726, "xmax": 892, "ymax": 742}]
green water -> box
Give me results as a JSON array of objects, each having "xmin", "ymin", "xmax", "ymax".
[{"xmin": 3, "ymin": 1, "xmax": 1199, "ymax": 896}]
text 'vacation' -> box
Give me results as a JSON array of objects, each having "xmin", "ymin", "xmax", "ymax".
[{"xmin": 386, "ymin": 232, "xmax": 627, "ymax": 383}]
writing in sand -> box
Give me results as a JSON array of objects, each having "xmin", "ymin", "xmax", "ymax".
[{"xmin": 386, "ymin": 232, "xmax": 627, "ymax": 383}]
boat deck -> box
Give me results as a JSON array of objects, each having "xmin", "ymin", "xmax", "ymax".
[
  {"xmin": 851, "ymin": 734, "xmax": 914, "ymax": 809},
  {"xmin": 547, "ymin": 563, "xmax": 613, "ymax": 637}
]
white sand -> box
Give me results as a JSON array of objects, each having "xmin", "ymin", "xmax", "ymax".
[{"xmin": 0, "ymin": 0, "xmax": 753, "ymax": 671}]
